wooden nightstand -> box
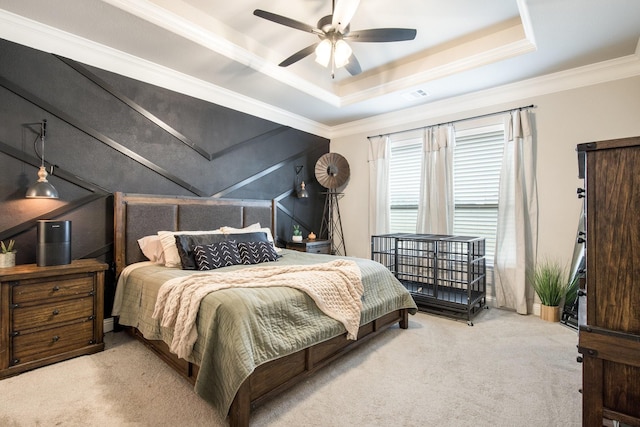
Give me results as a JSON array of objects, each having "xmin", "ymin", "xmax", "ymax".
[
  {"xmin": 0, "ymin": 259, "xmax": 108, "ymax": 379},
  {"xmin": 286, "ymin": 239, "xmax": 331, "ymax": 254}
]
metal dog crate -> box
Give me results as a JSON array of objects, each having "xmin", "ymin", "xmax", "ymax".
[{"xmin": 371, "ymin": 233, "xmax": 487, "ymax": 325}]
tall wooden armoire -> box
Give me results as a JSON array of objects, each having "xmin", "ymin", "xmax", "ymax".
[{"xmin": 576, "ymin": 136, "xmax": 640, "ymax": 426}]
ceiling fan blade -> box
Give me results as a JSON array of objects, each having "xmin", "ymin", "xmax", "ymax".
[
  {"xmin": 345, "ymin": 53, "xmax": 362, "ymax": 76},
  {"xmin": 254, "ymin": 9, "xmax": 323, "ymax": 36},
  {"xmin": 345, "ymin": 28, "xmax": 417, "ymax": 42},
  {"xmin": 332, "ymin": 0, "xmax": 360, "ymax": 33},
  {"xmin": 278, "ymin": 43, "xmax": 320, "ymax": 67}
]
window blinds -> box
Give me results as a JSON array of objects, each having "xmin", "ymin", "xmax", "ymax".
[
  {"xmin": 453, "ymin": 127, "xmax": 504, "ymax": 261},
  {"xmin": 389, "ymin": 139, "xmax": 421, "ymax": 232}
]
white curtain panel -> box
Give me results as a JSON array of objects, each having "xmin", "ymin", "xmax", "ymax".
[
  {"xmin": 416, "ymin": 126, "xmax": 455, "ymax": 234},
  {"xmin": 494, "ymin": 110, "xmax": 538, "ymax": 314},
  {"xmin": 368, "ymin": 135, "xmax": 391, "ymax": 236}
]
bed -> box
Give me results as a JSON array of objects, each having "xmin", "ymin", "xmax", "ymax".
[{"xmin": 111, "ymin": 192, "xmax": 417, "ymax": 426}]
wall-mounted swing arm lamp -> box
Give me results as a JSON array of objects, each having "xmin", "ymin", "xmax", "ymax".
[
  {"xmin": 295, "ymin": 165, "xmax": 309, "ymax": 198},
  {"xmin": 26, "ymin": 119, "xmax": 59, "ymax": 199},
  {"xmin": 298, "ymin": 181, "xmax": 309, "ymax": 198}
]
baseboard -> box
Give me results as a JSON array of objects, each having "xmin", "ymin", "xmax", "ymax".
[
  {"xmin": 104, "ymin": 317, "xmax": 114, "ymax": 333},
  {"xmin": 485, "ymin": 295, "xmax": 497, "ymax": 308},
  {"xmin": 533, "ymin": 302, "xmax": 541, "ymax": 316}
]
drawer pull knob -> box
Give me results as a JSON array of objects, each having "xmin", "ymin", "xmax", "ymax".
[
  {"xmin": 52, "ymin": 335, "xmax": 60, "ymax": 342},
  {"xmin": 11, "ymin": 331, "xmax": 20, "ymax": 337},
  {"xmin": 52, "ymin": 309, "xmax": 60, "ymax": 315},
  {"xmin": 52, "ymin": 285, "xmax": 60, "ymax": 292}
]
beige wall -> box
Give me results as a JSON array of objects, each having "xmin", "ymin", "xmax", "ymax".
[{"xmin": 331, "ymin": 76, "xmax": 640, "ymax": 268}]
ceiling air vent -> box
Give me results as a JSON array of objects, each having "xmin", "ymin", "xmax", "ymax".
[{"xmin": 402, "ymin": 89, "xmax": 429, "ymax": 101}]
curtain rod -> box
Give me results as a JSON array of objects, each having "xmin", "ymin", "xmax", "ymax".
[{"xmin": 367, "ymin": 104, "xmax": 536, "ymax": 140}]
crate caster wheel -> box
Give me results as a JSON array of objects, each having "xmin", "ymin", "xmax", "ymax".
[{"xmin": 467, "ymin": 321, "xmax": 474, "ymax": 326}]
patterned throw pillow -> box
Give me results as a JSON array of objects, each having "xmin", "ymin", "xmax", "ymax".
[
  {"xmin": 193, "ymin": 241, "xmax": 242, "ymax": 270},
  {"xmin": 176, "ymin": 231, "xmax": 270, "ymax": 270},
  {"xmin": 237, "ymin": 241, "xmax": 279, "ymax": 265}
]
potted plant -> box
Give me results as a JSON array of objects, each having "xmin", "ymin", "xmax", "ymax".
[
  {"xmin": 530, "ymin": 259, "xmax": 570, "ymax": 322},
  {"xmin": 292, "ymin": 224, "xmax": 303, "ymax": 242},
  {"xmin": 0, "ymin": 239, "xmax": 16, "ymax": 268}
]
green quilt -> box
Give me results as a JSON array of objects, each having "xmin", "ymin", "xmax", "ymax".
[{"xmin": 113, "ymin": 249, "xmax": 417, "ymax": 417}]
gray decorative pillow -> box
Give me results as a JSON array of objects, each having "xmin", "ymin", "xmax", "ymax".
[
  {"xmin": 193, "ymin": 241, "xmax": 242, "ymax": 270},
  {"xmin": 237, "ymin": 241, "xmax": 278, "ymax": 265}
]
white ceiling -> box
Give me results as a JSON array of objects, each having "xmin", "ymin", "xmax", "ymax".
[{"xmin": 1, "ymin": 0, "xmax": 640, "ymax": 136}]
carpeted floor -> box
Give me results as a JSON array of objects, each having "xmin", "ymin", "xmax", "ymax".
[{"xmin": 0, "ymin": 307, "xmax": 582, "ymax": 426}]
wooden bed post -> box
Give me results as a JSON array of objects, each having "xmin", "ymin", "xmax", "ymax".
[
  {"xmin": 229, "ymin": 378, "xmax": 251, "ymax": 427},
  {"xmin": 400, "ymin": 308, "xmax": 409, "ymax": 329},
  {"xmin": 113, "ymin": 192, "xmax": 127, "ymax": 277}
]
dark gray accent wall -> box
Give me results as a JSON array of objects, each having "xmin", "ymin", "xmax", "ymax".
[{"xmin": 0, "ymin": 38, "xmax": 329, "ymax": 313}]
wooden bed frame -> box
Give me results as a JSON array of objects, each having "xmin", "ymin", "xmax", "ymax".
[{"xmin": 113, "ymin": 192, "xmax": 409, "ymax": 427}]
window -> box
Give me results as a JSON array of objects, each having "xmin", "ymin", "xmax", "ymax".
[
  {"xmin": 389, "ymin": 135, "xmax": 421, "ymax": 233},
  {"xmin": 389, "ymin": 123, "xmax": 505, "ymax": 264},
  {"xmin": 452, "ymin": 125, "xmax": 504, "ymax": 261}
]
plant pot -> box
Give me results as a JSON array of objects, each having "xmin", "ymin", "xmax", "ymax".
[
  {"xmin": 0, "ymin": 252, "xmax": 16, "ymax": 268},
  {"xmin": 292, "ymin": 235, "xmax": 303, "ymax": 242},
  {"xmin": 540, "ymin": 304, "xmax": 560, "ymax": 322}
]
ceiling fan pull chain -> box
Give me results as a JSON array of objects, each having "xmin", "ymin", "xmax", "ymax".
[{"xmin": 331, "ymin": 45, "xmax": 336, "ymax": 79}]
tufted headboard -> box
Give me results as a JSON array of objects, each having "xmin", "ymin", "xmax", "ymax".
[{"xmin": 113, "ymin": 192, "xmax": 276, "ymax": 276}]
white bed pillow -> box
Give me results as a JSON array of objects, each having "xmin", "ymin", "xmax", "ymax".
[
  {"xmin": 137, "ymin": 235, "xmax": 165, "ymax": 264},
  {"xmin": 219, "ymin": 223, "xmax": 261, "ymax": 233},
  {"xmin": 157, "ymin": 229, "xmax": 223, "ymax": 268},
  {"xmin": 219, "ymin": 223, "xmax": 281, "ymax": 253}
]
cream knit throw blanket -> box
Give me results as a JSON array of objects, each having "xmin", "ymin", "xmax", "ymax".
[{"xmin": 152, "ymin": 259, "xmax": 363, "ymax": 359}]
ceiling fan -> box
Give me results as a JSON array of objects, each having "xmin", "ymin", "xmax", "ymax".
[{"xmin": 253, "ymin": 0, "xmax": 417, "ymax": 78}]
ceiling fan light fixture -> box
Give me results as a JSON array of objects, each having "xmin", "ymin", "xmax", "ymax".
[
  {"xmin": 334, "ymin": 40, "xmax": 352, "ymax": 68},
  {"xmin": 315, "ymin": 39, "xmax": 332, "ymax": 67}
]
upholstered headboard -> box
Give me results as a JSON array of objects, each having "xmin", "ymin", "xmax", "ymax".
[{"xmin": 113, "ymin": 192, "xmax": 276, "ymax": 276}]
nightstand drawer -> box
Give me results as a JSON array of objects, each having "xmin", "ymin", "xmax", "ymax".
[
  {"xmin": 12, "ymin": 296, "xmax": 94, "ymax": 332},
  {"xmin": 286, "ymin": 239, "xmax": 331, "ymax": 254},
  {"xmin": 306, "ymin": 245, "xmax": 330, "ymax": 254},
  {"xmin": 11, "ymin": 320, "xmax": 95, "ymax": 366},
  {"xmin": 11, "ymin": 274, "xmax": 95, "ymax": 304}
]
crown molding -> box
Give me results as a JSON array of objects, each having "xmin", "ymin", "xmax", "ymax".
[
  {"xmin": 338, "ymin": 17, "xmax": 536, "ymax": 105},
  {"xmin": 330, "ymin": 49, "xmax": 640, "ymax": 139}
]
